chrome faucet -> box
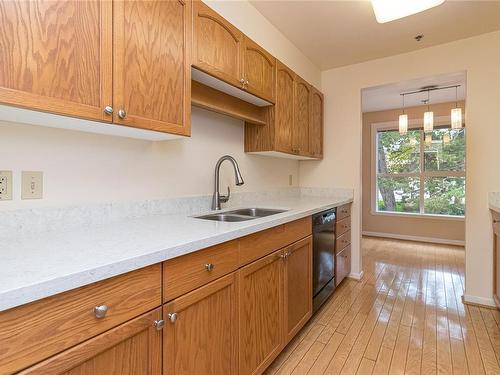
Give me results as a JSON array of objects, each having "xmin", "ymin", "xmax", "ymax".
[{"xmin": 212, "ymin": 155, "xmax": 244, "ymax": 210}]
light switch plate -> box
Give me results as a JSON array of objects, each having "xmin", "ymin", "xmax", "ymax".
[
  {"xmin": 0, "ymin": 171, "xmax": 13, "ymax": 200},
  {"xmin": 22, "ymin": 171, "xmax": 43, "ymax": 199}
]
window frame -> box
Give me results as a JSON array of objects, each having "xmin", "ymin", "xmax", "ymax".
[{"xmin": 370, "ymin": 116, "xmax": 465, "ymax": 220}]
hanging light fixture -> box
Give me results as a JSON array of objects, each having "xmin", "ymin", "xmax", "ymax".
[
  {"xmin": 423, "ymin": 89, "xmax": 434, "ymax": 133},
  {"xmin": 425, "ymin": 132, "xmax": 433, "ymax": 145},
  {"xmin": 443, "ymin": 132, "xmax": 451, "ymax": 144},
  {"xmin": 399, "ymin": 93, "xmax": 408, "ymax": 135},
  {"xmin": 451, "ymin": 85, "xmax": 463, "ymax": 129}
]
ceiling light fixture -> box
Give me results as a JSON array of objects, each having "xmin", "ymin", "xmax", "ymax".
[
  {"xmin": 451, "ymin": 86, "xmax": 463, "ymax": 129},
  {"xmin": 371, "ymin": 0, "xmax": 445, "ymax": 23},
  {"xmin": 423, "ymin": 90, "xmax": 434, "ymax": 133},
  {"xmin": 399, "ymin": 94, "xmax": 408, "ymax": 135}
]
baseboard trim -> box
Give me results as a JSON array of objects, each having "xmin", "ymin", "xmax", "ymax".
[
  {"xmin": 362, "ymin": 231, "xmax": 465, "ymax": 247},
  {"xmin": 348, "ymin": 270, "xmax": 364, "ymax": 281},
  {"xmin": 463, "ymin": 294, "xmax": 498, "ymax": 309}
]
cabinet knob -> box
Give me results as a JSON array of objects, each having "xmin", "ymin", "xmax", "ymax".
[
  {"xmin": 168, "ymin": 313, "xmax": 178, "ymax": 323},
  {"xmin": 117, "ymin": 109, "xmax": 127, "ymax": 119},
  {"xmin": 153, "ymin": 319, "xmax": 165, "ymax": 331},
  {"xmin": 245, "ymin": 79, "xmax": 250, "ymax": 86},
  {"xmin": 239, "ymin": 78, "xmax": 246, "ymax": 88},
  {"xmin": 205, "ymin": 263, "xmax": 215, "ymax": 272},
  {"xmin": 94, "ymin": 305, "xmax": 108, "ymax": 319},
  {"xmin": 103, "ymin": 106, "xmax": 113, "ymax": 115}
]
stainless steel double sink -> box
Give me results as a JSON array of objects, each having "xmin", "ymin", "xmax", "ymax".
[{"xmin": 195, "ymin": 208, "xmax": 287, "ymax": 222}]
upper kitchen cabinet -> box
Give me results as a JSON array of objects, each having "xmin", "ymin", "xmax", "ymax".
[
  {"xmin": 192, "ymin": 1, "xmax": 244, "ymax": 89},
  {"xmin": 113, "ymin": 0, "xmax": 191, "ymax": 135},
  {"xmin": 0, "ymin": 0, "xmax": 113, "ymax": 122},
  {"xmin": 245, "ymin": 61, "xmax": 323, "ymax": 160},
  {"xmin": 293, "ymin": 75, "xmax": 312, "ymax": 156},
  {"xmin": 242, "ymin": 37, "xmax": 276, "ymax": 103},
  {"xmin": 310, "ymin": 86, "xmax": 324, "ymax": 158}
]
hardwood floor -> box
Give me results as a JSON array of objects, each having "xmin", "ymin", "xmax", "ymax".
[{"xmin": 265, "ymin": 236, "xmax": 500, "ymax": 374}]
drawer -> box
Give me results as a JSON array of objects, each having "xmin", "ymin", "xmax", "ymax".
[
  {"xmin": 336, "ymin": 230, "xmax": 351, "ymax": 253},
  {"xmin": 336, "ymin": 245, "xmax": 351, "ymax": 286},
  {"xmin": 239, "ymin": 216, "xmax": 312, "ymax": 266},
  {"xmin": 163, "ymin": 240, "xmax": 239, "ymax": 302},
  {"xmin": 336, "ymin": 217, "xmax": 351, "ymax": 236},
  {"xmin": 337, "ymin": 203, "xmax": 351, "ymax": 220},
  {"xmin": 0, "ymin": 265, "xmax": 162, "ymax": 374}
]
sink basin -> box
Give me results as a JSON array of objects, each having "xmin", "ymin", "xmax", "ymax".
[
  {"xmin": 225, "ymin": 208, "xmax": 287, "ymax": 217},
  {"xmin": 195, "ymin": 213, "xmax": 255, "ymax": 222},
  {"xmin": 195, "ymin": 208, "xmax": 287, "ymax": 222}
]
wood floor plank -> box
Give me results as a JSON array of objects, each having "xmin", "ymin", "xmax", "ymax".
[{"xmin": 265, "ymin": 237, "xmax": 496, "ymax": 375}]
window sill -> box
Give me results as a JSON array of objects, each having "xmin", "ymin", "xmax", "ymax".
[{"xmin": 370, "ymin": 210, "xmax": 465, "ymax": 221}]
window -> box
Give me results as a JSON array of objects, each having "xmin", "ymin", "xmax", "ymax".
[{"xmin": 374, "ymin": 124, "xmax": 465, "ymax": 217}]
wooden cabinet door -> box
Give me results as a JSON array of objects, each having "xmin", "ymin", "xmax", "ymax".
[
  {"xmin": 310, "ymin": 87, "xmax": 324, "ymax": 158},
  {"xmin": 242, "ymin": 37, "xmax": 276, "ymax": 103},
  {"xmin": 284, "ymin": 237, "xmax": 312, "ymax": 344},
  {"xmin": 275, "ymin": 61, "xmax": 295, "ymax": 153},
  {"xmin": 293, "ymin": 76, "xmax": 312, "ymax": 156},
  {"xmin": 0, "ymin": 0, "xmax": 112, "ymax": 122},
  {"xmin": 239, "ymin": 249, "xmax": 284, "ymax": 375},
  {"xmin": 19, "ymin": 308, "xmax": 162, "ymax": 375},
  {"xmin": 193, "ymin": 1, "xmax": 244, "ymax": 89},
  {"xmin": 113, "ymin": 0, "xmax": 191, "ymax": 135},
  {"xmin": 336, "ymin": 245, "xmax": 351, "ymax": 286},
  {"xmin": 163, "ymin": 273, "xmax": 238, "ymax": 375}
]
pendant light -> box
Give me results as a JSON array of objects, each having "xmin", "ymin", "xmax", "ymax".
[
  {"xmin": 451, "ymin": 86, "xmax": 463, "ymax": 129},
  {"xmin": 399, "ymin": 93, "xmax": 408, "ymax": 135},
  {"xmin": 423, "ymin": 89, "xmax": 434, "ymax": 133},
  {"xmin": 425, "ymin": 132, "xmax": 432, "ymax": 145}
]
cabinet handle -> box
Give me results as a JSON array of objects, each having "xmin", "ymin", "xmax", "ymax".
[
  {"xmin": 277, "ymin": 252, "xmax": 289, "ymax": 260},
  {"xmin": 239, "ymin": 78, "xmax": 245, "ymax": 88},
  {"xmin": 168, "ymin": 313, "xmax": 178, "ymax": 323},
  {"xmin": 103, "ymin": 105, "xmax": 113, "ymax": 115},
  {"xmin": 94, "ymin": 305, "xmax": 108, "ymax": 319},
  {"xmin": 117, "ymin": 109, "xmax": 127, "ymax": 119},
  {"xmin": 205, "ymin": 263, "xmax": 215, "ymax": 271},
  {"xmin": 153, "ymin": 319, "xmax": 165, "ymax": 331},
  {"xmin": 245, "ymin": 79, "xmax": 250, "ymax": 86}
]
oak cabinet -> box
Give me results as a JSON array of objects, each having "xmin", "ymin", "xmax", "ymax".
[
  {"xmin": 493, "ymin": 210, "xmax": 500, "ymax": 307},
  {"xmin": 114, "ymin": 0, "xmax": 191, "ymax": 135},
  {"xmin": 335, "ymin": 204, "xmax": 352, "ymax": 286},
  {"xmin": 284, "ymin": 237, "xmax": 313, "ymax": 344},
  {"xmin": 293, "ymin": 75, "xmax": 312, "ymax": 156},
  {"xmin": 192, "ymin": 1, "xmax": 244, "ymax": 89},
  {"xmin": 310, "ymin": 87, "xmax": 324, "ymax": 158},
  {"xmin": 0, "ymin": 0, "xmax": 113, "ymax": 122},
  {"xmin": 242, "ymin": 37, "xmax": 276, "ymax": 103},
  {"xmin": 19, "ymin": 308, "xmax": 163, "ymax": 375},
  {"xmin": 245, "ymin": 61, "xmax": 323, "ymax": 160},
  {"xmin": 0, "ymin": 0, "xmax": 191, "ymax": 137},
  {"xmin": 239, "ymin": 249, "xmax": 284, "ymax": 375},
  {"xmin": 163, "ymin": 273, "xmax": 238, "ymax": 375}
]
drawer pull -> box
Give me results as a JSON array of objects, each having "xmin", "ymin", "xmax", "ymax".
[
  {"xmin": 153, "ymin": 319, "xmax": 165, "ymax": 331},
  {"xmin": 93, "ymin": 305, "xmax": 108, "ymax": 319},
  {"xmin": 168, "ymin": 313, "xmax": 178, "ymax": 323},
  {"xmin": 205, "ymin": 263, "xmax": 215, "ymax": 272}
]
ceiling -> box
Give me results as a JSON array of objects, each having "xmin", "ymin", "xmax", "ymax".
[
  {"xmin": 361, "ymin": 71, "xmax": 466, "ymax": 112},
  {"xmin": 250, "ymin": 0, "xmax": 500, "ymax": 70}
]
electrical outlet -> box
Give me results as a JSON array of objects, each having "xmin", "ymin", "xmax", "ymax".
[
  {"xmin": 21, "ymin": 171, "xmax": 43, "ymax": 200},
  {"xmin": 0, "ymin": 171, "xmax": 13, "ymax": 201}
]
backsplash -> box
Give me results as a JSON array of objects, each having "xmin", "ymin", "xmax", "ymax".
[{"xmin": 0, "ymin": 187, "xmax": 353, "ymax": 238}]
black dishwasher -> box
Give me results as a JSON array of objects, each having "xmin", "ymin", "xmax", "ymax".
[{"xmin": 312, "ymin": 208, "xmax": 336, "ymax": 313}]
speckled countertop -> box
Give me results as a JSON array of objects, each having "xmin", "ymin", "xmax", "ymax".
[
  {"xmin": 0, "ymin": 191, "xmax": 352, "ymax": 312},
  {"xmin": 489, "ymin": 192, "xmax": 500, "ymax": 213}
]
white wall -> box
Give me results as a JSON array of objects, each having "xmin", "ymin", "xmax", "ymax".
[
  {"xmin": 300, "ymin": 31, "xmax": 500, "ymax": 306},
  {"xmin": 0, "ymin": 0, "xmax": 321, "ymax": 210}
]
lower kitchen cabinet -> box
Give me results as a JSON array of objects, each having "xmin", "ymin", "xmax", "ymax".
[
  {"xmin": 492, "ymin": 210, "xmax": 500, "ymax": 307},
  {"xmin": 239, "ymin": 249, "xmax": 284, "ymax": 375},
  {"xmin": 19, "ymin": 308, "xmax": 163, "ymax": 375},
  {"xmin": 284, "ymin": 237, "xmax": 312, "ymax": 343},
  {"xmin": 163, "ymin": 273, "xmax": 238, "ymax": 375}
]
